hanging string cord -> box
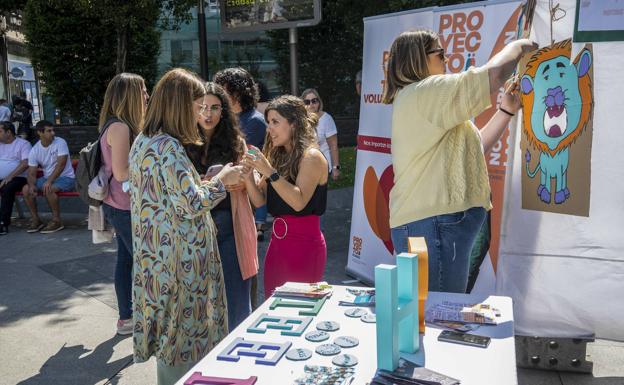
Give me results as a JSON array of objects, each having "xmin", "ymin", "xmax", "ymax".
[{"xmin": 549, "ymin": 1, "xmax": 567, "ymax": 46}]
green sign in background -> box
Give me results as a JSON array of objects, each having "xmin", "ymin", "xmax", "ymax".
[{"xmin": 574, "ymin": 0, "xmax": 624, "ymax": 42}]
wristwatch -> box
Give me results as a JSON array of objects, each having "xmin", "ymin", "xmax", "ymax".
[
  {"xmin": 268, "ymin": 171, "xmax": 280, "ymax": 182},
  {"xmin": 332, "ymin": 165, "xmax": 341, "ymax": 170}
]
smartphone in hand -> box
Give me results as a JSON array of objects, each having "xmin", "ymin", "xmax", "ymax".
[{"xmin": 205, "ymin": 164, "xmax": 224, "ymax": 178}]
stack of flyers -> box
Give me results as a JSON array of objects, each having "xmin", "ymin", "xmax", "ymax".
[
  {"xmin": 272, "ymin": 281, "xmax": 333, "ymax": 298},
  {"xmin": 338, "ymin": 287, "xmax": 375, "ymax": 307},
  {"xmin": 371, "ymin": 358, "xmax": 460, "ymax": 385},
  {"xmin": 425, "ymin": 301, "xmax": 500, "ymax": 325}
]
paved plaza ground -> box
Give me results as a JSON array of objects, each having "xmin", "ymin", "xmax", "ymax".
[{"xmin": 0, "ymin": 188, "xmax": 622, "ymax": 384}]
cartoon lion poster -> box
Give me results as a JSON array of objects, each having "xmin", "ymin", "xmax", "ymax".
[{"xmin": 520, "ymin": 39, "xmax": 594, "ymax": 216}]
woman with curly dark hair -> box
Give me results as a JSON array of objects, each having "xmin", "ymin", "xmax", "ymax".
[
  {"xmin": 184, "ymin": 82, "xmax": 258, "ymax": 330},
  {"xmin": 213, "ymin": 67, "xmax": 269, "ymax": 241},
  {"xmin": 242, "ymin": 95, "xmax": 328, "ymax": 298}
]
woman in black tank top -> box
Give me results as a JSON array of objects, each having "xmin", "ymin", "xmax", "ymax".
[{"xmin": 242, "ymin": 95, "xmax": 328, "ymax": 298}]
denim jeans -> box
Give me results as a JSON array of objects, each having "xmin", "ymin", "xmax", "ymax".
[
  {"xmin": 102, "ymin": 203, "xmax": 133, "ymax": 320},
  {"xmin": 212, "ymin": 209, "xmax": 252, "ymax": 331},
  {"xmin": 391, "ymin": 207, "xmax": 486, "ymax": 294},
  {"xmin": 255, "ymin": 204, "xmax": 267, "ymax": 225},
  {"xmin": 35, "ymin": 176, "xmax": 75, "ymax": 192}
]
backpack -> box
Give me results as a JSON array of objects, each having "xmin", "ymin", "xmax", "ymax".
[{"xmin": 75, "ymin": 118, "xmax": 120, "ymax": 206}]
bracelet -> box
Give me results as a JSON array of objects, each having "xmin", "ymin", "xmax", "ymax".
[{"xmin": 499, "ymin": 107, "xmax": 515, "ymax": 117}]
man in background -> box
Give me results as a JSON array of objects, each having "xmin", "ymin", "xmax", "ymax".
[
  {"xmin": 0, "ymin": 99, "xmax": 12, "ymax": 122},
  {"xmin": 0, "ymin": 121, "xmax": 32, "ymax": 235},
  {"xmin": 21, "ymin": 120, "xmax": 75, "ymax": 233}
]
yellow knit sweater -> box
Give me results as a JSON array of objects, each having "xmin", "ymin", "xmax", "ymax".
[{"xmin": 389, "ymin": 66, "xmax": 493, "ymax": 228}]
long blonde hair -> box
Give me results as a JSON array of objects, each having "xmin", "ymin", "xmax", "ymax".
[
  {"xmin": 264, "ymin": 95, "xmax": 318, "ymax": 182},
  {"xmin": 142, "ymin": 68, "xmax": 206, "ymax": 145},
  {"xmin": 382, "ymin": 30, "xmax": 439, "ymax": 104},
  {"xmin": 98, "ymin": 73, "xmax": 145, "ymax": 135}
]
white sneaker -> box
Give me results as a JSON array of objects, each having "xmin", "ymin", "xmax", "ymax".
[{"xmin": 116, "ymin": 319, "xmax": 133, "ymax": 335}]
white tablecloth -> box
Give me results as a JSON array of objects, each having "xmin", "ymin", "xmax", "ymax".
[{"xmin": 176, "ymin": 286, "xmax": 516, "ymax": 385}]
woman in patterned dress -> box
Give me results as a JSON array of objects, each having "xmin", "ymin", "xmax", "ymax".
[{"xmin": 129, "ymin": 68, "xmax": 245, "ymax": 385}]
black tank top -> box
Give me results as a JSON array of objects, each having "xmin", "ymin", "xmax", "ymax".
[{"xmin": 267, "ymin": 182, "xmax": 327, "ymax": 216}]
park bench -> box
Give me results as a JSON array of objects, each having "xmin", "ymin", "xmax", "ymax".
[{"xmin": 14, "ymin": 159, "xmax": 80, "ymax": 218}]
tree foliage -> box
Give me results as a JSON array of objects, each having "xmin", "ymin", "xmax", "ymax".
[
  {"xmin": 22, "ymin": 0, "xmax": 196, "ymax": 124},
  {"xmin": 0, "ymin": 0, "xmax": 28, "ymax": 12},
  {"xmin": 266, "ymin": 0, "xmax": 477, "ymax": 117}
]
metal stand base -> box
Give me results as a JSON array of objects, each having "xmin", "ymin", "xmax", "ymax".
[{"xmin": 516, "ymin": 335, "xmax": 594, "ymax": 373}]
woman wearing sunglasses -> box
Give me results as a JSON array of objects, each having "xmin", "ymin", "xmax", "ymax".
[
  {"xmin": 382, "ymin": 29, "xmax": 537, "ymax": 294},
  {"xmin": 301, "ymin": 88, "xmax": 340, "ymax": 181}
]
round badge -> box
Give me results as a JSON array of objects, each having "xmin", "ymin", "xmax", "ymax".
[
  {"xmin": 334, "ymin": 336, "xmax": 359, "ymax": 348},
  {"xmin": 316, "ymin": 321, "xmax": 340, "ymax": 332},
  {"xmin": 305, "ymin": 330, "xmax": 330, "ymax": 342},
  {"xmin": 315, "ymin": 343, "xmax": 342, "ymax": 356},
  {"xmin": 286, "ymin": 348, "xmax": 313, "ymax": 361},
  {"xmin": 344, "ymin": 308, "xmax": 366, "ymax": 318},
  {"xmin": 332, "ymin": 354, "xmax": 359, "ymax": 367},
  {"xmin": 361, "ymin": 313, "xmax": 376, "ymax": 323}
]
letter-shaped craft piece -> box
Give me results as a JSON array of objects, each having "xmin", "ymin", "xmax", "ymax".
[
  {"xmin": 247, "ymin": 313, "xmax": 313, "ymax": 336},
  {"xmin": 183, "ymin": 372, "xmax": 258, "ymax": 385},
  {"xmin": 375, "ymin": 252, "xmax": 419, "ymax": 371},
  {"xmin": 408, "ymin": 237, "xmax": 429, "ymax": 334},
  {"xmin": 217, "ymin": 337, "xmax": 292, "ymax": 366}
]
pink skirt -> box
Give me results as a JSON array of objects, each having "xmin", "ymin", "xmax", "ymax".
[{"xmin": 263, "ymin": 215, "xmax": 327, "ymax": 298}]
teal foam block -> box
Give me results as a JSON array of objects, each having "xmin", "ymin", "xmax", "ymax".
[{"xmin": 375, "ymin": 252, "xmax": 419, "ymax": 371}]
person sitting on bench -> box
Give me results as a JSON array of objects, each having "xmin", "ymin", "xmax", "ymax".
[
  {"xmin": 21, "ymin": 120, "xmax": 75, "ymax": 233},
  {"xmin": 0, "ymin": 121, "xmax": 32, "ymax": 235}
]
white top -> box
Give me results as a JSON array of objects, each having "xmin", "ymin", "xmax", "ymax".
[
  {"xmin": 28, "ymin": 137, "xmax": 75, "ymax": 179},
  {"xmin": 177, "ymin": 287, "xmax": 517, "ymax": 385},
  {"xmin": 316, "ymin": 112, "xmax": 338, "ymax": 170},
  {"xmin": 0, "ymin": 137, "xmax": 31, "ymax": 179},
  {"xmin": 0, "ymin": 105, "xmax": 11, "ymax": 122}
]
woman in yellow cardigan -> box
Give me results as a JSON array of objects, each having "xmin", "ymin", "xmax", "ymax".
[{"xmin": 382, "ymin": 30, "xmax": 537, "ymax": 293}]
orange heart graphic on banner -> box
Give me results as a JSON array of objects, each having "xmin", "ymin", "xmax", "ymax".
[{"xmin": 362, "ymin": 165, "xmax": 394, "ymax": 254}]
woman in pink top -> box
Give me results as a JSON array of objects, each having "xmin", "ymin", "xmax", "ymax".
[{"xmin": 99, "ymin": 73, "xmax": 148, "ymax": 335}]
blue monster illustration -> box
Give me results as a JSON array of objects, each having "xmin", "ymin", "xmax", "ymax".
[{"xmin": 520, "ymin": 40, "xmax": 593, "ymax": 204}]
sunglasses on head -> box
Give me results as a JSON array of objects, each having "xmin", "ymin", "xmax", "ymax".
[
  {"xmin": 427, "ymin": 48, "xmax": 445, "ymax": 61},
  {"xmin": 303, "ymin": 98, "xmax": 319, "ymax": 105}
]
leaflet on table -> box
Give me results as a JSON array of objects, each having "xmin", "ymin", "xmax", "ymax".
[
  {"xmin": 272, "ymin": 281, "xmax": 333, "ymax": 298},
  {"xmin": 431, "ymin": 320, "xmax": 480, "ymax": 332},
  {"xmin": 338, "ymin": 287, "xmax": 375, "ymax": 307},
  {"xmin": 425, "ymin": 301, "xmax": 500, "ymax": 325},
  {"xmin": 371, "ymin": 358, "xmax": 460, "ymax": 385}
]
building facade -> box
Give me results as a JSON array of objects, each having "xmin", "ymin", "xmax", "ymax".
[
  {"xmin": 1, "ymin": 11, "xmax": 43, "ymax": 122},
  {"xmin": 158, "ymin": 2, "xmax": 280, "ymax": 96}
]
